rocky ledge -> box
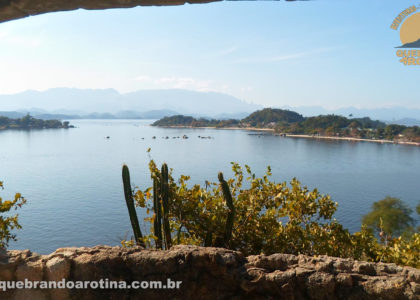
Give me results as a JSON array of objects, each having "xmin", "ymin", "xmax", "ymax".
[
  {"xmin": 0, "ymin": 245, "xmax": 419, "ymax": 299},
  {"xmin": 0, "ymin": 0, "xmax": 218, "ymax": 23}
]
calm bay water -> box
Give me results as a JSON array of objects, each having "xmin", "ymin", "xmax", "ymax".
[{"xmin": 1, "ymin": 119, "xmax": 419, "ymax": 254}]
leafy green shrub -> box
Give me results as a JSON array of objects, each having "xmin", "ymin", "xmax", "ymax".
[
  {"xmin": 359, "ymin": 199, "xmax": 420, "ymax": 268},
  {"xmin": 134, "ymin": 160, "xmax": 359, "ymax": 257},
  {"xmin": 0, "ymin": 181, "xmax": 26, "ymax": 249},
  {"xmin": 127, "ymin": 156, "xmax": 419, "ymax": 268},
  {"xmin": 377, "ymin": 233, "xmax": 420, "ymax": 267},
  {"xmin": 362, "ymin": 197, "xmax": 414, "ymax": 239}
]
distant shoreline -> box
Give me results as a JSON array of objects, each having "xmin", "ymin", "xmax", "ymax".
[
  {"xmin": 284, "ymin": 134, "xmax": 420, "ymax": 146},
  {"xmin": 155, "ymin": 125, "xmax": 420, "ymax": 147},
  {"xmin": 0, "ymin": 127, "xmax": 71, "ymax": 131}
]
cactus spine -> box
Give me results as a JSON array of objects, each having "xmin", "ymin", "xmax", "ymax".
[
  {"xmin": 153, "ymin": 177, "xmax": 163, "ymax": 249},
  {"xmin": 122, "ymin": 165, "xmax": 145, "ymax": 247},
  {"xmin": 218, "ymin": 172, "xmax": 235, "ymax": 248},
  {"xmin": 161, "ymin": 163, "xmax": 172, "ymax": 249}
]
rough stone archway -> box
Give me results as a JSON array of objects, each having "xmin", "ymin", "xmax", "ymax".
[{"xmin": 0, "ymin": 0, "xmax": 301, "ymax": 23}]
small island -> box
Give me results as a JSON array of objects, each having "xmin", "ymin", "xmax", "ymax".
[
  {"xmin": 152, "ymin": 108, "xmax": 420, "ymax": 145},
  {"xmin": 0, "ymin": 114, "xmax": 74, "ymax": 130}
]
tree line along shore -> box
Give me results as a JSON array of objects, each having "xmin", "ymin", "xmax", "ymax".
[
  {"xmin": 152, "ymin": 108, "xmax": 420, "ymax": 145},
  {"xmin": 0, "ymin": 114, "xmax": 73, "ymax": 130}
]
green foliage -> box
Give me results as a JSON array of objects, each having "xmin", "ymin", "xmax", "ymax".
[
  {"xmin": 0, "ymin": 181, "xmax": 26, "ymax": 249},
  {"xmin": 377, "ymin": 233, "xmax": 420, "ymax": 267},
  {"xmin": 402, "ymin": 126, "xmax": 420, "ymax": 142},
  {"xmin": 275, "ymin": 114, "xmax": 387, "ymax": 138},
  {"xmin": 357, "ymin": 197, "xmax": 420, "ymax": 268},
  {"xmin": 362, "ymin": 197, "xmax": 414, "ymax": 238},
  {"xmin": 152, "ymin": 109, "xmax": 420, "ymax": 142},
  {"xmin": 242, "ymin": 108, "xmax": 304, "ymax": 127},
  {"xmin": 302, "ymin": 115, "xmax": 351, "ymax": 132},
  {"xmin": 0, "ymin": 114, "xmax": 68, "ymax": 130},
  {"xmin": 351, "ymin": 225, "xmax": 382, "ymax": 261},
  {"xmin": 152, "ymin": 115, "xmax": 195, "ymax": 126},
  {"xmin": 125, "ymin": 153, "xmax": 420, "ymax": 268},
  {"xmin": 134, "ymin": 159, "xmax": 359, "ymax": 257},
  {"xmin": 151, "ymin": 115, "xmax": 237, "ymax": 128},
  {"xmin": 384, "ymin": 124, "xmax": 407, "ymax": 140},
  {"xmin": 276, "ymin": 115, "xmax": 420, "ymax": 141},
  {"xmin": 152, "ymin": 109, "xmax": 304, "ymax": 129},
  {"xmin": 352, "ymin": 117, "xmax": 386, "ymax": 130}
]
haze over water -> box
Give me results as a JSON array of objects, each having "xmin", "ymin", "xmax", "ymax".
[{"xmin": 1, "ymin": 119, "xmax": 419, "ymax": 254}]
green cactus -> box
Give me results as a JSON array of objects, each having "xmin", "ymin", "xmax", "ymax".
[
  {"xmin": 161, "ymin": 163, "xmax": 172, "ymax": 249},
  {"xmin": 204, "ymin": 231, "xmax": 213, "ymax": 247},
  {"xmin": 122, "ymin": 165, "xmax": 145, "ymax": 247},
  {"xmin": 218, "ymin": 172, "xmax": 236, "ymax": 248},
  {"xmin": 153, "ymin": 177, "xmax": 163, "ymax": 249}
]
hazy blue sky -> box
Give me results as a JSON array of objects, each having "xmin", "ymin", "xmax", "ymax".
[{"xmin": 0, "ymin": 0, "xmax": 418, "ymax": 109}]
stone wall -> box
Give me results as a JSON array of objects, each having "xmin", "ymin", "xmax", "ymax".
[{"xmin": 0, "ymin": 245, "xmax": 419, "ymax": 299}]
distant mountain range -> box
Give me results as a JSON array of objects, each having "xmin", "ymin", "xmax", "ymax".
[
  {"xmin": 0, "ymin": 109, "xmax": 180, "ymax": 120},
  {"xmin": 0, "ymin": 88, "xmax": 261, "ymax": 118},
  {"xmin": 1, "ymin": 88, "xmax": 420, "ymax": 126}
]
